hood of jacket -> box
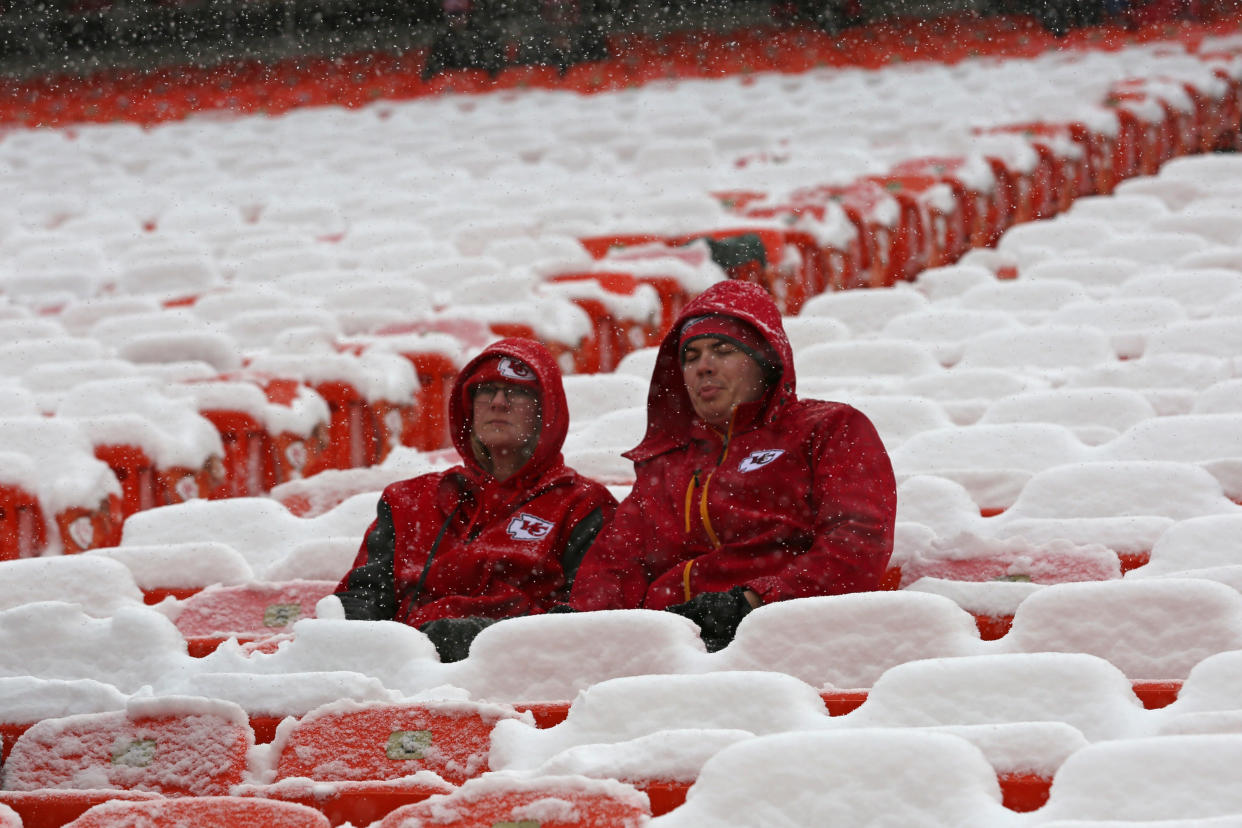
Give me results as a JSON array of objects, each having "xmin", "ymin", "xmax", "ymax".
[
  {"xmin": 449, "ymin": 337, "xmax": 570, "ymax": 489},
  {"xmin": 628, "ymin": 279, "xmax": 797, "ymax": 464}
]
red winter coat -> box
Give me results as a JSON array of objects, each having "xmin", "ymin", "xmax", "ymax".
[
  {"xmin": 569, "ymin": 280, "xmax": 896, "ymax": 611},
  {"xmin": 335, "ymin": 339, "xmax": 616, "ymax": 628}
]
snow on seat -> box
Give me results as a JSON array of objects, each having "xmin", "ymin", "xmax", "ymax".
[
  {"xmin": 897, "ymin": 368, "xmax": 1049, "ymax": 425},
  {"xmin": 0, "ymin": 418, "xmax": 123, "ymax": 556},
  {"xmin": 63, "ymin": 796, "xmax": 332, "ymax": 828},
  {"xmin": 712, "ymin": 592, "xmax": 982, "ymax": 693},
  {"xmin": 797, "ymin": 286, "xmax": 929, "ymax": 336},
  {"xmin": 373, "ymin": 774, "xmax": 652, "ymax": 828},
  {"xmin": 891, "ymin": 424, "xmax": 1090, "ymax": 515},
  {"xmin": 1018, "ymin": 257, "xmax": 1143, "ymax": 296},
  {"xmin": 239, "ymin": 699, "xmax": 519, "ymax": 825},
  {"xmin": 1061, "ymin": 352, "xmax": 1233, "ymax": 416},
  {"xmin": 844, "ymin": 652, "xmax": 1150, "ymax": 742},
  {"xmin": 1090, "ymin": 232, "xmax": 1221, "ymax": 268},
  {"xmin": 996, "ymin": 216, "xmax": 1119, "ymax": 262},
  {"xmin": 563, "ymin": 406, "xmax": 648, "ymax": 456},
  {"xmin": 85, "ymin": 542, "xmax": 253, "ymax": 604},
  {"xmin": 648, "ymin": 729, "xmax": 1014, "ymax": 828},
  {"xmin": 118, "ymin": 496, "xmax": 371, "ymax": 579},
  {"xmin": 562, "ymin": 374, "xmax": 648, "ymax": 427},
  {"xmin": 0, "ymin": 802, "xmax": 17, "ymax": 828},
  {"xmin": 778, "ymin": 316, "xmax": 850, "ymax": 353},
  {"xmin": 794, "ymin": 339, "xmax": 944, "ymax": 393},
  {"xmin": 166, "ymin": 580, "xmax": 340, "ymax": 657},
  {"xmin": 977, "ymin": 388, "xmax": 1157, "ymax": 446},
  {"xmin": 1115, "ymin": 267, "xmax": 1242, "ymax": 315},
  {"xmin": 1029, "ymin": 735, "xmax": 1242, "ymax": 824},
  {"xmin": 225, "ymin": 308, "xmax": 344, "ymax": 353},
  {"xmin": 0, "ymin": 603, "xmax": 193, "ymax": 692},
  {"xmin": 116, "ymin": 330, "xmax": 243, "ymax": 373},
  {"xmin": 0, "ymin": 386, "xmax": 37, "ymax": 418},
  {"xmin": 0, "ymin": 338, "xmax": 108, "ymax": 378},
  {"xmin": 955, "ymin": 280, "xmax": 1096, "ymax": 325},
  {"xmin": 956, "ymin": 325, "xmax": 1115, "ymax": 376},
  {"xmin": 1065, "ymin": 192, "xmax": 1172, "ymax": 227},
  {"xmin": 1144, "ymin": 317, "xmax": 1242, "ymax": 361},
  {"xmin": 996, "ymin": 578, "xmax": 1242, "ymax": 682},
  {"xmin": 0, "ymin": 678, "xmax": 127, "ymax": 764},
  {"xmin": 879, "ymin": 309, "xmax": 1021, "ymax": 366},
  {"xmin": 230, "ymin": 247, "xmax": 340, "ymax": 285},
  {"xmin": 445, "ymin": 611, "xmax": 708, "ymax": 707},
  {"xmin": 911, "ymin": 264, "xmax": 996, "ymax": 302},
  {"xmin": 0, "ymin": 557, "xmax": 143, "ymax": 616},
  {"xmin": 195, "ymin": 616, "xmax": 443, "ymax": 696},
  {"xmin": 0, "ymin": 319, "xmax": 67, "ymax": 342},
  {"xmin": 489, "ymin": 671, "xmax": 830, "ymax": 785},
  {"xmin": 832, "ymin": 395, "xmax": 955, "ymax": 452},
  {"xmin": 1192, "ymin": 379, "xmax": 1242, "ymax": 415},
  {"xmin": 55, "ymin": 377, "xmax": 225, "ymax": 515},
  {"xmin": 1125, "ymin": 515, "xmax": 1242, "ymax": 579},
  {"xmin": 1095, "ymin": 414, "xmax": 1242, "ymax": 502},
  {"xmin": 1154, "ymin": 208, "xmax": 1242, "ymax": 246},
  {"xmin": 993, "ymin": 461, "xmax": 1240, "ymax": 570},
  {"xmin": 1047, "ymin": 296, "xmax": 1187, "ymax": 360},
  {"xmin": 1, "ymin": 696, "xmax": 252, "ymax": 810},
  {"xmin": 115, "ymin": 253, "xmax": 222, "ymax": 301},
  {"xmin": 321, "ymin": 279, "xmax": 436, "ymax": 336}
]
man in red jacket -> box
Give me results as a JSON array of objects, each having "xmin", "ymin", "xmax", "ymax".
[
  {"xmin": 334, "ymin": 338, "xmax": 616, "ymax": 660},
  {"xmin": 568, "ymin": 280, "xmax": 896, "ymax": 650}
]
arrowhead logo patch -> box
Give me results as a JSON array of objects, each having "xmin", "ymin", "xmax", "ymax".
[
  {"xmin": 738, "ymin": 449, "xmax": 785, "ymax": 473},
  {"xmin": 507, "ymin": 512, "xmax": 554, "ymax": 540}
]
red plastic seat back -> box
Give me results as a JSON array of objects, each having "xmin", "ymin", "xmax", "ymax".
[
  {"xmin": 274, "ymin": 702, "xmax": 524, "ymax": 787},
  {"xmin": 64, "ymin": 796, "xmax": 330, "ymax": 828},
  {"xmin": 173, "ymin": 580, "xmax": 338, "ymax": 639},
  {"xmin": 377, "ymin": 778, "xmax": 651, "ymax": 828},
  {"xmin": 4, "ymin": 708, "xmax": 251, "ymax": 796}
]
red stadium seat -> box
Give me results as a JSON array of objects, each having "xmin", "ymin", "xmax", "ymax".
[
  {"xmin": 172, "ymin": 580, "xmax": 339, "ymax": 657},
  {"xmin": 63, "ymin": 796, "xmax": 330, "ymax": 828}
]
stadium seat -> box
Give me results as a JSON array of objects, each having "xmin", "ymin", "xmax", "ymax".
[
  {"xmin": 649, "ymin": 729, "xmax": 1014, "ymax": 827},
  {"xmin": 997, "ymin": 578, "xmax": 1242, "ymax": 681},
  {"xmin": 1096, "ymin": 414, "xmax": 1242, "ymax": 501},
  {"xmin": 242, "ymin": 699, "xmax": 521, "ymax": 825},
  {"xmin": 977, "ymin": 388, "xmax": 1157, "ymax": 446},
  {"xmin": 1, "ymin": 698, "xmax": 251, "ymax": 828},
  {"xmin": 798, "ymin": 285, "xmax": 929, "ymax": 336},
  {"xmin": 375, "ymin": 774, "xmax": 652, "ymax": 828},
  {"xmin": 1048, "ymin": 297, "xmax": 1187, "ymax": 360},
  {"xmin": 170, "ymin": 579, "xmax": 340, "ymax": 657},
  {"xmin": 63, "ymin": 796, "xmax": 331, "ymax": 828},
  {"xmin": 0, "ymin": 802, "xmax": 17, "ymax": 828}
]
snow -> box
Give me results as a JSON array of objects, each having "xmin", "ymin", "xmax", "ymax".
[{"xmin": 6, "ymin": 22, "xmax": 1242, "ymax": 825}]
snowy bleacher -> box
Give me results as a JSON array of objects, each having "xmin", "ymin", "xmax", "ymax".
[{"xmin": 5, "ymin": 9, "xmax": 1242, "ymax": 826}]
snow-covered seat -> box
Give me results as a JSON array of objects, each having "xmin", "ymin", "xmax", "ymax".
[
  {"xmin": 794, "ymin": 339, "xmax": 943, "ymax": 392},
  {"xmin": 1193, "ymin": 379, "xmax": 1242, "ymax": 414},
  {"xmin": 997, "ymin": 216, "xmax": 1119, "ymax": 261},
  {"xmin": 956, "ymin": 326, "xmax": 1115, "ymax": 375},
  {"xmin": 562, "ymin": 407, "xmax": 647, "ymax": 455},
  {"xmin": 489, "ymin": 671, "xmax": 830, "ymax": 775},
  {"xmin": 1065, "ymin": 192, "xmax": 1172, "ymax": 227},
  {"xmin": 444, "ymin": 611, "xmax": 708, "ymax": 705},
  {"xmin": 1091, "ymin": 232, "xmax": 1221, "ymax": 267},
  {"xmin": 1047, "ymin": 296, "xmax": 1187, "ymax": 359},
  {"xmin": 648, "ymin": 729, "xmax": 1015, "ymax": 828},
  {"xmin": 85, "ymin": 541, "xmax": 254, "ymax": 602},
  {"xmin": 879, "ymin": 309, "xmax": 1021, "ymax": 366},
  {"xmin": 911, "ymin": 264, "xmax": 996, "ymax": 302},
  {"xmin": 897, "ymin": 369, "xmax": 1048, "ymax": 426},
  {"xmin": 836, "ymin": 395, "xmax": 955, "ymax": 451},
  {"xmin": 797, "ymin": 286, "xmax": 930, "ymax": 336},
  {"xmin": 955, "ymin": 280, "xmax": 1094, "ymax": 323},
  {"xmin": 996, "ymin": 579, "xmax": 1242, "ymax": 681},
  {"xmin": 1127, "ymin": 514, "xmax": 1242, "ymax": 580},
  {"xmin": 1061, "ymin": 353, "xmax": 1233, "ymax": 416},
  {"xmin": 64, "ymin": 797, "xmax": 332, "ymax": 828},
  {"xmin": 891, "ymin": 424, "xmax": 1090, "ymax": 514},
  {"xmin": 993, "ymin": 461, "xmax": 1240, "ymax": 567},
  {"xmin": 1030, "ymin": 735, "xmax": 1242, "ymax": 824},
  {"xmin": 779, "ymin": 316, "xmax": 850, "ymax": 352},
  {"xmin": 1114, "ymin": 268, "xmax": 1242, "ymax": 315},
  {"xmin": 713, "ymin": 592, "xmax": 982, "ymax": 691},
  {"xmin": 1153, "ymin": 209, "xmax": 1242, "ymax": 246},
  {"xmin": 977, "ymin": 388, "xmax": 1157, "ymax": 446},
  {"xmin": 1018, "ymin": 256, "xmax": 1141, "ymax": 295},
  {"xmin": 0, "ymin": 557, "xmax": 143, "ymax": 617},
  {"xmin": 562, "ymin": 374, "xmax": 648, "ymax": 427},
  {"xmin": 1144, "ymin": 317, "xmax": 1242, "ymax": 360},
  {"xmin": 231, "ymin": 247, "xmax": 339, "ymax": 284},
  {"xmin": 0, "ymin": 603, "xmax": 193, "ymax": 693},
  {"xmin": 1095, "ymin": 414, "xmax": 1242, "ymax": 501},
  {"xmin": 116, "ymin": 253, "xmax": 222, "ymax": 299}
]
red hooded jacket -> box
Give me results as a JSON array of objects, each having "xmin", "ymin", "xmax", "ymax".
[
  {"xmin": 335, "ymin": 338, "xmax": 616, "ymax": 628},
  {"xmin": 569, "ymin": 280, "xmax": 896, "ymax": 611}
]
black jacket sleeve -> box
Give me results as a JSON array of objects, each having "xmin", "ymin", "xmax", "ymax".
[
  {"xmin": 335, "ymin": 499, "xmax": 398, "ymax": 620},
  {"xmin": 560, "ymin": 506, "xmax": 607, "ymax": 590}
]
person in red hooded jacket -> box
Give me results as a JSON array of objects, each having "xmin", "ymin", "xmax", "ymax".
[
  {"xmin": 568, "ymin": 280, "xmax": 896, "ymax": 650},
  {"xmin": 334, "ymin": 338, "xmax": 616, "ymax": 661}
]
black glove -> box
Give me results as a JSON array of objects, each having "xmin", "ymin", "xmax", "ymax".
[
  {"xmin": 419, "ymin": 617, "xmax": 499, "ymax": 663},
  {"xmin": 665, "ymin": 586, "xmax": 755, "ymax": 652},
  {"xmin": 545, "ymin": 604, "xmax": 577, "ymax": 614}
]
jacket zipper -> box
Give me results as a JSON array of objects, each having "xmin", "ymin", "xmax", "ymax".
[{"xmin": 680, "ymin": 417, "xmax": 736, "ymax": 600}]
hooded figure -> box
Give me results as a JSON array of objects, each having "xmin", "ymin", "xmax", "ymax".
[
  {"xmin": 334, "ymin": 338, "xmax": 616, "ymax": 659},
  {"xmin": 569, "ymin": 280, "xmax": 896, "ymax": 650}
]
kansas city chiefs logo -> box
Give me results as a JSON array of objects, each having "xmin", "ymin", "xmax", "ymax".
[
  {"xmin": 507, "ymin": 512, "xmax": 554, "ymax": 540},
  {"xmin": 497, "ymin": 357, "xmax": 535, "ymax": 382},
  {"xmin": 739, "ymin": 449, "xmax": 785, "ymax": 473}
]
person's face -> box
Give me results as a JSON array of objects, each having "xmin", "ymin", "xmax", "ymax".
[
  {"xmin": 681, "ymin": 337, "xmax": 768, "ymax": 428},
  {"xmin": 472, "ymin": 381, "xmax": 541, "ymax": 455}
]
